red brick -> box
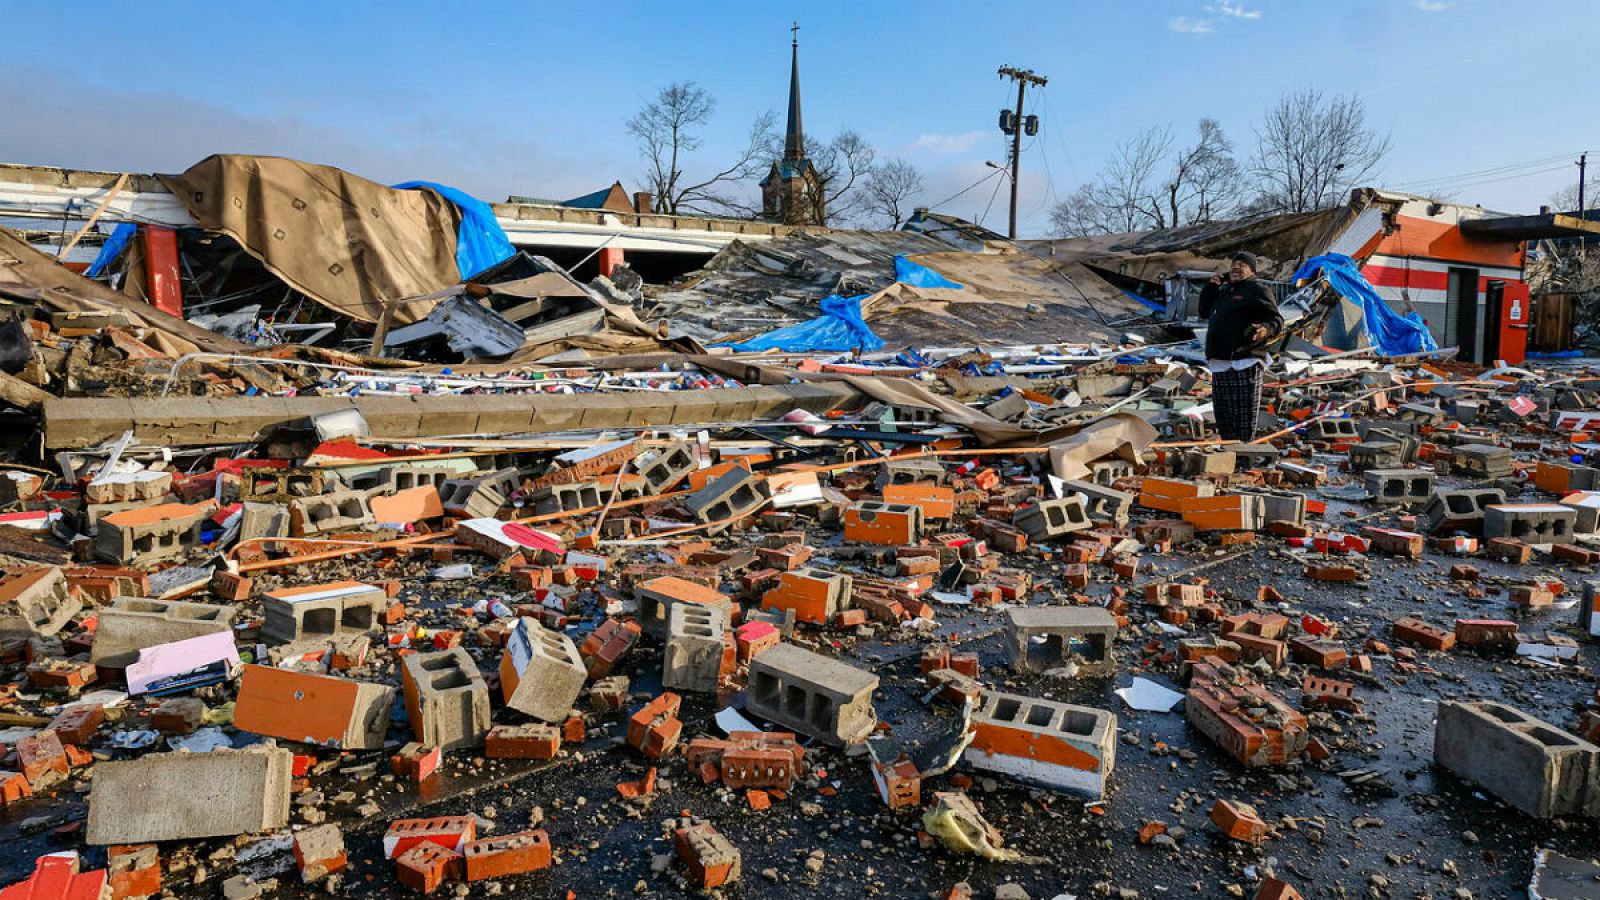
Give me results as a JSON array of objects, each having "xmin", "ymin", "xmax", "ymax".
[
  {"xmin": 485, "ymin": 724, "xmax": 561, "ymax": 761},
  {"xmin": 627, "ymin": 693, "xmax": 683, "ymax": 759},
  {"xmin": 48, "ymin": 704, "xmax": 104, "ymax": 745},
  {"xmin": 383, "ymin": 816, "xmax": 475, "ymax": 859},
  {"xmin": 396, "ymin": 842, "xmax": 462, "ymax": 894},
  {"xmin": 734, "ymin": 620, "xmax": 780, "ymax": 663},
  {"xmin": 1256, "ymin": 877, "xmax": 1304, "ymax": 900},
  {"xmin": 463, "ymin": 830, "xmax": 552, "ymax": 881},
  {"xmin": 1306, "ymin": 564, "xmax": 1360, "ymax": 582},
  {"xmin": 1186, "ymin": 661, "xmax": 1308, "ymax": 767},
  {"xmin": 0, "ymin": 770, "xmax": 32, "ymax": 805},
  {"xmin": 390, "ymin": 742, "xmax": 442, "ymax": 782},
  {"xmin": 578, "ymin": 618, "xmax": 641, "ymax": 679},
  {"xmin": 1230, "ymin": 633, "xmax": 1286, "ymax": 668},
  {"xmin": 292, "ymin": 825, "xmax": 347, "ymax": 883},
  {"xmin": 1210, "ymin": 799, "xmax": 1269, "ymax": 843},
  {"xmin": 1454, "ymin": 618, "xmax": 1518, "ymax": 650},
  {"xmin": 1391, "ymin": 616, "xmax": 1456, "ymax": 652},
  {"xmin": 16, "ymin": 729, "xmax": 69, "ymax": 789},
  {"xmin": 107, "ymin": 843, "xmax": 160, "ymax": 900},
  {"xmin": 673, "ymin": 823, "xmax": 741, "ymax": 889},
  {"xmin": 1288, "ymin": 637, "xmax": 1348, "ymax": 669}
]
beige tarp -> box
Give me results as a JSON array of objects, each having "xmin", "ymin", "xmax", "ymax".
[
  {"xmin": 160, "ymin": 155, "xmax": 461, "ymax": 325},
  {"xmin": 0, "ymin": 225, "xmax": 243, "ymax": 355}
]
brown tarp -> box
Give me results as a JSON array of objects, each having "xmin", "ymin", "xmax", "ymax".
[
  {"xmin": 0, "ymin": 225, "xmax": 244, "ymax": 355},
  {"xmin": 160, "ymin": 155, "xmax": 462, "ymax": 325}
]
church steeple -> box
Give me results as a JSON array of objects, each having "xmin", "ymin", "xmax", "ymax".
[
  {"xmin": 761, "ymin": 22, "xmax": 824, "ymax": 225},
  {"xmin": 784, "ymin": 23, "xmax": 805, "ymax": 162}
]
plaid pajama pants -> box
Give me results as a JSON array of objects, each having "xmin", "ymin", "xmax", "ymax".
[{"xmin": 1212, "ymin": 363, "xmax": 1264, "ymax": 442}]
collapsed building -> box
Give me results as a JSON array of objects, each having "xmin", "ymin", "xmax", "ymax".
[{"xmin": 0, "ymin": 150, "xmax": 1598, "ymax": 898}]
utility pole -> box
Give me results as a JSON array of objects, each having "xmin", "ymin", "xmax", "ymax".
[
  {"xmin": 997, "ymin": 65, "xmax": 1047, "ymax": 240},
  {"xmin": 1579, "ymin": 152, "xmax": 1588, "ymax": 215}
]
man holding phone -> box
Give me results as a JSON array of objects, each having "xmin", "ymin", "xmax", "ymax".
[{"xmin": 1197, "ymin": 251, "xmax": 1283, "ymax": 441}]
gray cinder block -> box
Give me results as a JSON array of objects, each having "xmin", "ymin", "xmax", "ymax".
[
  {"xmin": 499, "ymin": 618, "xmax": 585, "ymax": 722},
  {"xmin": 402, "ymin": 647, "xmax": 491, "ymax": 751},
  {"xmin": 963, "ymin": 690, "xmax": 1117, "ymax": 798},
  {"xmin": 86, "ymin": 745, "xmax": 292, "ymax": 844},
  {"xmin": 1004, "ymin": 606, "xmax": 1117, "ymax": 675},
  {"xmin": 746, "ymin": 643, "xmax": 877, "ymax": 745},
  {"xmin": 1433, "ymin": 700, "xmax": 1600, "ymax": 819},
  {"xmin": 90, "ymin": 597, "xmax": 236, "ymax": 667}
]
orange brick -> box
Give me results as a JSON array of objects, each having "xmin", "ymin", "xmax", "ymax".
[
  {"xmin": 463, "ymin": 830, "xmax": 551, "ymax": 881},
  {"xmin": 883, "ymin": 483, "xmax": 956, "ymax": 519},
  {"xmin": 1210, "ymin": 798, "xmax": 1268, "ymax": 843}
]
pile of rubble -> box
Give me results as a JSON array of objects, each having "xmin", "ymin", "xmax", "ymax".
[{"xmin": 2, "ymin": 339, "xmax": 1600, "ymax": 899}]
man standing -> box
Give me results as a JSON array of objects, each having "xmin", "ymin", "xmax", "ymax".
[{"xmin": 1197, "ymin": 251, "xmax": 1283, "ymax": 441}]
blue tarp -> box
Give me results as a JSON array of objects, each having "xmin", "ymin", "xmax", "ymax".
[
  {"xmin": 86, "ymin": 222, "xmax": 138, "ymax": 278},
  {"xmin": 391, "ymin": 181, "xmax": 516, "ymax": 279},
  {"xmin": 893, "ymin": 255, "xmax": 964, "ymax": 289},
  {"xmin": 720, "ymin": 293, "xmax": 883, "ymax": 353},
  {"xmin": 1292, "ymin": 252, "xmax": 1439, "ymax": 356},
  {"xmin": 716, "ymin": 257, "xmax": 969, "ymax": 353}
]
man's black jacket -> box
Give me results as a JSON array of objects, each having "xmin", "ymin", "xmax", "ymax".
[{"xmin": 1197, "ymin": 277, "xmax": 1284, "ymax": 361}]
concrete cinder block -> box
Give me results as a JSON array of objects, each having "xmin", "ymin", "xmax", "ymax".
[
  {"xmin": 94, "ymin": 501, "xmax": 214, "ymax": 566},
  {"xmin": 401, "ymin": 648, "xmax": 491, "ymax": 751},
  {"xmin": 759, "ymin": 567, "xmax": 852, "ymax": 624},
  {"xmin": 685, "ymin": 468, "xmax": 770, "ymax": 532},
  {"xmin": 875, "ymin": 457, "xmax": 946, "ymax": 489},
  {"xmin": 527, "ymin": 482, "xmax": 602, "ymax": 516},
  {"xmin": 261, "ymin": 581, "xmax": 387, "ymax": 646},
  {"xmin": 85, "ymin": 470, "xmax": 173, "ymax": 504},
  {"xmin": 239, "ymin": 501, "xmax": 290, "ymax": 543},
  {"xmin": 1012, "ymin": 496, "xmax": 1091, "ymax": 542},
  {"xmin": 89, "ymin": 596, "xmax": 237, "ymax": 667},
  {"xmin": 1452, "ymin": 443, "xmax": 1514, "ymax": 479},
  {"xmin": 1347, "ymin": 441, "xmax": 1407, "ymax": 472},
  {"xmin": 1483, "ymin": 503, "xmax": 1579, "ymax": 544},
  {"xmin": 635, "ymin": 443, "xmax": 698, "ymax": 494},
  {"xmin": 1424, "ymin": 488, "xmax": 1505, "ymax": 534},
  {"xmin": 233, "ymin": 664, "xmax": 394, "ymax": 750},
  {"xmin": 287, "ymin": 489, "xmax": 376, "ymax": 537},
  {"xmin": 963, "ymin": 690, "xmax": 1117, "ymax": 798},
  {"xmin": 86, "ymin": 745, "xmax": 292, "ymax": 844},
  {"xmin": 499, "ymin": 617, "xmax": 585, "ymax": 722},
  {"xmin": 1308, "ymin": 418, "xmax": 1359, "ymax": 441},
  {"xmin": 746, "ymin": 643, "xmax": 878, "ymax": 745},
  {"xmin": 843, "ymin": 500, "xmax": 924, "ymax": 545},
  {"xmin": 663, "ymin": 602, "xmax": 729, "ymax": 693},
  {"xmin": 1433, "ymin": 700, "xmax": 1600, "ymax": 819},
  {"xmin": 1004, "ymin": 607, "xmax": 1117, "ymax": 675},
  {"xmin": 0, "ymin": 567, "xmax": 80, "ymax": 638},
  {"xmin": 636, "ymin": 576, "xmax": 733, "ymax": 640},
  {"xmin": 1363, "ymin": 468, "xmax": 1437, "ymax": 505},
  {"xmin": 1059, "ymin": 479, "xmax": 1134, "ymax": 526}
]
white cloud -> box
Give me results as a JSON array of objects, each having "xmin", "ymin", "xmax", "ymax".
[
  {"xmin": 1414, "ymin": 0, "xmax": 1454, "ymax": 10},
  {"xmin": 1167, "ymin": 16, "xmax": 1217, "ymax": 34},
  {"xmin": 1209, "ymin": 1, "xmax": 1262, "ymax": 19},
  {"xmin": 910, "ymin": 131, "xmax": 989, "ymax": 156}
]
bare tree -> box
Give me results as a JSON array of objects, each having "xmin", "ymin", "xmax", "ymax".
[
  {"xmin": 626, "ymin": 82, "xmax": 776, "ymax": 215},
  {"xmin": 861, "ymin": 158, "xmax": 925, "ymax": 229},
  {"xmin": 794, "ymin": 129, "xmax": 876, "ymax": 226},
  {"xmin": 1049, "ymin": 126, "xmax": 1179, "ymax": 236},
  {"xmin": 1551, "ymin": 176, "xmax": 1600, "ymax": 214},
  {"xmin": 1163, "ymin": 118, "xmax": 1243, "ymax": 225},
  {"xmin": 1250, "ymin": 90, "xmax": 1390, "ymax": 213}
]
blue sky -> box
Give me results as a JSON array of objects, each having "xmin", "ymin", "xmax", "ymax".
[{"xmin": 1, "ymin": 0, "xmax": 1594, "ymax": 236}]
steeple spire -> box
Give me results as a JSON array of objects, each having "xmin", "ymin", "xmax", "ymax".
[{"xmin": 784, "ymin": 22, "xmax": 805, "ymax": 162}]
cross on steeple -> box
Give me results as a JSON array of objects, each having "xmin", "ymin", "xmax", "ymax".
[{"xmin": 784, "ymin": 23, "xmax": 805, "ymax": 161}]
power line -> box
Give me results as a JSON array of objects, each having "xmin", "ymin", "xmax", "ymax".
[
  {"xmin": 923, "ymin": 167, "xmax": 1006, "ymax": 212},
  {"xmin": 1390, "ymin": 151, "xmax": 1586, "ymax": 189}
]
